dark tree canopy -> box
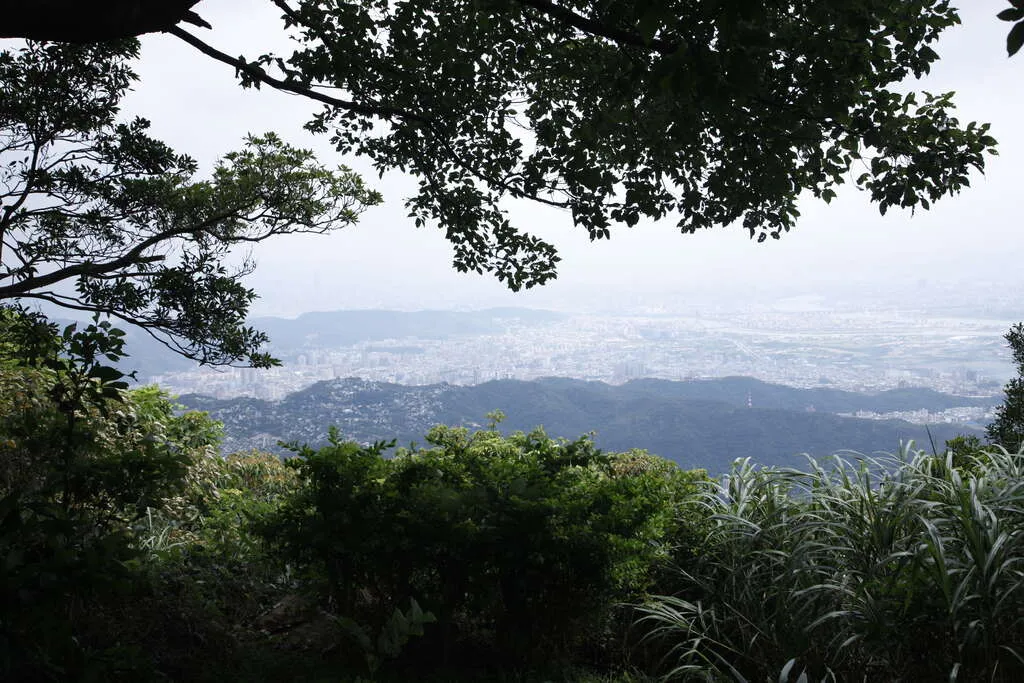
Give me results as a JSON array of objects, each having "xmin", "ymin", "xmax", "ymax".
[
  {"xmin": 0, "ymin": 2, "xmax": 1003, "ymax": 291},
  {"xmin": 0, "ymin": 41, "xmax": 381, "ymax": 367}
]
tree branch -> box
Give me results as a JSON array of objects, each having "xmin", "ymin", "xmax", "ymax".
[
  {"xmin": 0, "ymin": 138, "xmax": 43, "ymax": 266},
  {"xmin": 513, "ymin": 0, "xmax": 682, "ymax": 54},
  {"xmin": 0, "ymin": 0, "xmax": 208, "ymax": 42},
  {"xmin": 167, "ymin": 26, "xmax": 430, "ymax": 124},
  {"xmin": 0, "ymin": 208, "xmax": 240, "ymax": 298},
  {"xmin": 269, "ymin": 0, "xmax": 302, "ymax": 28},
  {"xmin": 16, "ymin": 290, "xmax": 207, "ymax": 363}
]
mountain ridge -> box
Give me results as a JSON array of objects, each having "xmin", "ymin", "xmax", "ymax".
[{"xmin": 179, "ymin": 376, "xmax": 989, "ymax": 473}]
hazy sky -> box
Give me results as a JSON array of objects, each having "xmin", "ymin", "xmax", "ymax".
[{"xmin": 116, "ymin": 1, "xmax": 1023, "ymax": 316}]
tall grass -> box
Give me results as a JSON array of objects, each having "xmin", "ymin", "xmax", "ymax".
[{"xmin": 639, "ymin": 445, "xmax": 1024, "ymax": 682}]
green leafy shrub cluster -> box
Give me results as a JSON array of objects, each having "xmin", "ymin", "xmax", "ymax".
[
  {"xmin": 0, "ymin": 308, "xmax": 302, "ymax": 681},
  {"xmin": 261, "ymin": 415, "xmax": 707, "ymax": 673},
  {"xmin": 0, "ymin": 308, "xmax": 197, "ymax": 681},
  {"xmin": 127, "ymin": 446, "xmax": 301, "ymax": 683}
]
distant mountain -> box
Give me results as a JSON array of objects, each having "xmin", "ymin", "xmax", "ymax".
[
  {"xmin": 617, "ymin": 377, "xmax": 993, "ymax": 413},
  {"xmin": 179, "ymin": 377, "xmax": 985, "ymax": 474}
]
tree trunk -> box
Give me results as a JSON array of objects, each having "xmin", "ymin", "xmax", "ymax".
[{"xmin": 0, "ymin": 0, "xmax": 207, "ymax": 42}]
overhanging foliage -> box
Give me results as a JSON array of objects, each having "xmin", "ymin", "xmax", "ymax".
[{"xmin": 0, "ymin": 2, "xmax": 1004, "ymax": 290}]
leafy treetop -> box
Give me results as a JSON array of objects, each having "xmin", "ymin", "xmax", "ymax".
[{"xmin": 0, "ymin": 41, "xmax": 381, "ymax": 367}]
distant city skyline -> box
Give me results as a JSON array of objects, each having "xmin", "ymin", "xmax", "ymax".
[
  {"xmin": 109, "ymin": 1, "xmax": 1024, "ymax": 318},
  {"xmin": 145, "ymin": 306, "xmax": 1017, "ymax": 406}
]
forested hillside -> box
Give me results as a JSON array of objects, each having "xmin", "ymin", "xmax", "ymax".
[{"xmin": 181, "ymin": 376, "xmax": 983, "ymax": 471}]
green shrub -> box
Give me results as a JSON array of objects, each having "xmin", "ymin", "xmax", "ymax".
[
  {"xmin": 0, "ymin": 308, "xmax": 222, "ymax": 681},
  {"xmin": 262, "ymin": 419, "xmax": 706, "ymax": 672}
]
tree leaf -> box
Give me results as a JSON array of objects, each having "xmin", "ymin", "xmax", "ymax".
[{"xmin": 1008, "ymin": 21, "xmax": 1024, "ymax": 56}]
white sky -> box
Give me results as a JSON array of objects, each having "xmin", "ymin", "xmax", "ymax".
[{"xmin": 117, "ymin": 0, "xmax": 1023, "ymax": 316}]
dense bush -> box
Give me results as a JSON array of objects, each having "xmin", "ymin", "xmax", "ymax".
[
  {"xmin": 126, "ymin": 447, "xmax": 302, "ymax": 682},
  {"xmin": 640, "ymin": 446, "xmax": 1024, "ymax": 682},
  {"xmin": 0, "ymin": 308, "xmax": 236, "ymax": 681},
  {"xmin": 262, "ymin": 416, "xmax": 707, "ymax": 672}
]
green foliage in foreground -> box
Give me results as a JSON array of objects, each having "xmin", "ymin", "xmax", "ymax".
[
  {"xmin": 262, "ymin": 415, "xmax": 707, "ymax": 671},
  {"xmin": 0, "ymin": 309, "xmax": 701, "ymax": 680},
  {"xmin": 0, "ymin": 308, "xmax": 213, "ymax": 680},
  {"xmin": 11, "ymin": 311, "xmax": 1024, "ymax": 682},
  {"xmin": 641, "ymin": 447, "xmax": 1024, "ymax": 682}
]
